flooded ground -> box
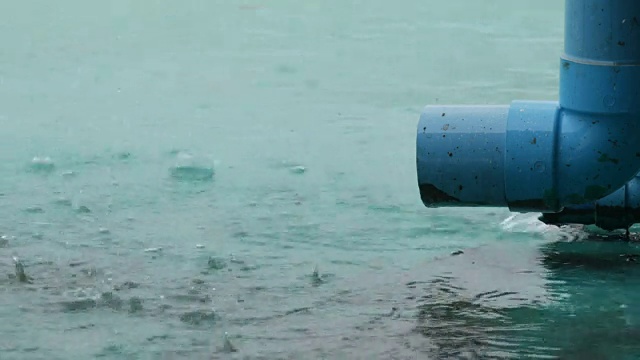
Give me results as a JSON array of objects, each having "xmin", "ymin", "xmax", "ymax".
[{"xmin": 3, "ymin": 1, "xmax": 639, "ymax": 359}]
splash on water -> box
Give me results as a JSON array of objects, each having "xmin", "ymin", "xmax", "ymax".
[
  {"xmin": 500, "ymin": 213, "xmax": 589, "ymax": 241},
  {"xmin": 500, "ymin": 213, "xmax": 550, "ymax": 233}
]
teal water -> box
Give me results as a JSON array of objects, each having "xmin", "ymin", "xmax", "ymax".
[{"xmin": 2, "ymin": 1, "xmax": 640, "ymax": 359}]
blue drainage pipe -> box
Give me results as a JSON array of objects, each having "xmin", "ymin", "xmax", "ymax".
[{"xmin": 417, "ymin": 0, "xmax": 640, "ymax": 222}]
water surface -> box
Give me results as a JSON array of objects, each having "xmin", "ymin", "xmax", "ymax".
[{"xmin": 3, "ymin": 1, "xmax": 639, "ymax": 359}]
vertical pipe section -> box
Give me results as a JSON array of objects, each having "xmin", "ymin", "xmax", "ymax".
[
  {"xmin": 538, "ymin": 1, "xmax": 640, "ymax": 230},
  {"xmin": 563, "ymin": 0, "xmax": 640, "ymax": 65},
  {"xmin": 561, "ymin": 0, "xmax": 640, "ymax": 114},
  {"xmin": 557, "ymin": 0, "xmax": 640, "ymax": 206}
]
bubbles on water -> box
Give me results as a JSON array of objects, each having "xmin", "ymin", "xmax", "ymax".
[
  {"xmin": 24, "ymin": 206, "xmax": 45, "ymax": 214},
  {"xmin": 168, "ymin": 152, "xmax": 215, "ymax": 181},
  {"xmin": 52, "ymin": 195, "xmax": 90, "ymax": 214},
  {"xmin": 169, "ymin": 165, "xmax": 214, "ymax": 181},
  {"xmin": 114, "ymin": 151, "xmax": 132, "ymax": 161},
  {"xmin": 74, "ymin": 205, "xmax": 91, "ymax": 214},
  {"xmin": 52, "ymin": 197, "xmax": 73, "ymax": 207},
  {"xmin": 289, "ymin": 165, "xmax": 306, "ymax": 174},
  {"xmin": 268, "ymin": 160, "xmax": 308, "ymax": 175},
  {"xmin": 28, "ymin": 156, "xmax": 55, "ymax": 172},
  {"xmin": 60, "ymin": 170, "xmax": 77, "ymax": 178}
]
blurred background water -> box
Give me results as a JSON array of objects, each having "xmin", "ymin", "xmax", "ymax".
[{"xmin": 2, "ymin": 0, "xmax": 640, "ymax": 359}]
